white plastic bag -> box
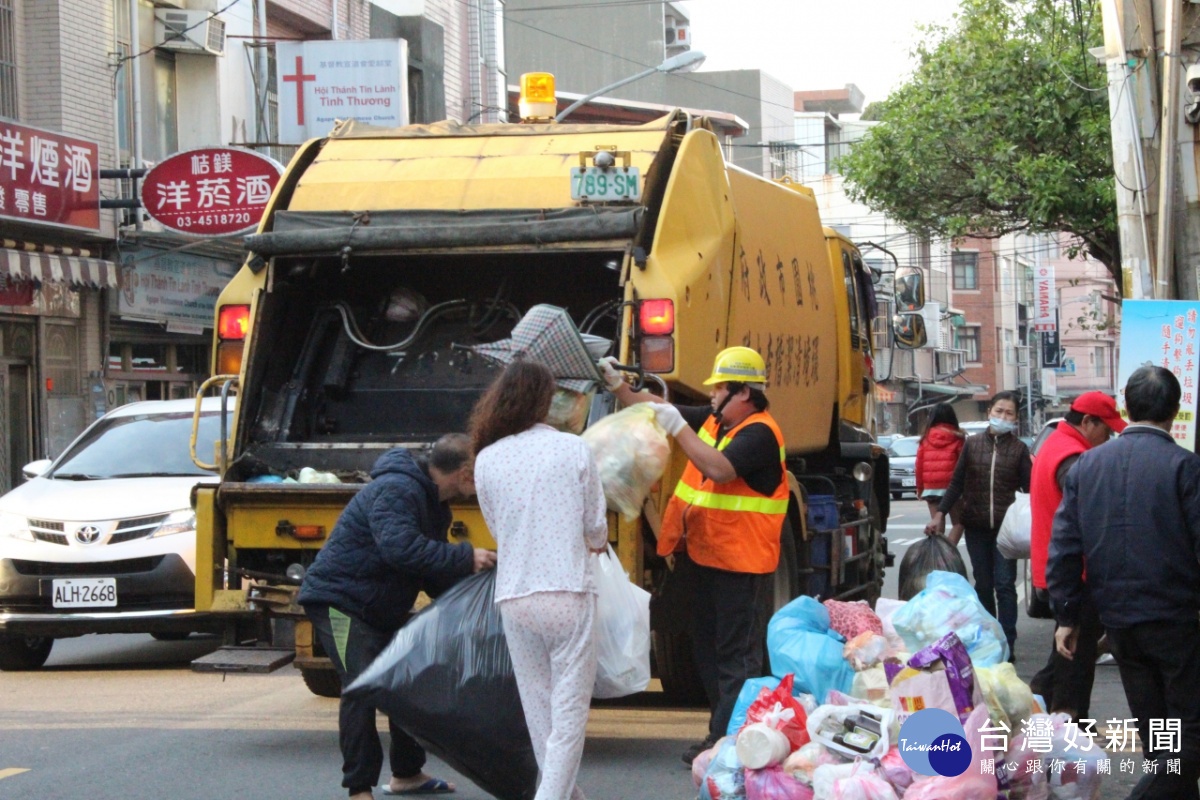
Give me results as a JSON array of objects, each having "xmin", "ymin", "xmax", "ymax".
[
  {"xmin": 997, "ymin": 491, "xmax": 1032, "ymax": 559},
  {"xmin": 591, "ymin": 546, "xmax": 651, "ymax": 698},
  {"xmin": 581, "ymin": 404, "xmax": 670, "ymax": 519}
]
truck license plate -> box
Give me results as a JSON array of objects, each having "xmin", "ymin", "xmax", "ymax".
[
  {"xmin": 570, "ymin": 166, "xmax": 640, "ymax": 201},
  {"xmin": 52, "ymin": 578, "xmax": 117, "ymax": 608},
  {"xmin": 902, "ymin": 478, "xmax": 916, "ymax": 487}
]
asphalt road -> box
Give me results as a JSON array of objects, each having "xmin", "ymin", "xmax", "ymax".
[{"xmin": 0, "ymin": 499, "xmax": 1144, "ymax": 799}]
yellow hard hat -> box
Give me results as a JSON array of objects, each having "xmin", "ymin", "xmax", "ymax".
[{"xmin": 703, "ymin": 346, "xmax": 768, "ymax": 387}]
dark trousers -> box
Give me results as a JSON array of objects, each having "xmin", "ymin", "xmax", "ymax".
[
  {"xmin": 306, "ymin": 604, "xmax": 425, "ymax": 795},
  {"xmin": 1029, "ymin": 587, "xmax": 1102, "ymax": 719},
  {"xmin": 688, "ymin": 560, "xmax": 771, "ymax": 741},
  {"xmin": 964, "ymin": 526, "xmax": 1017, "ymax": 653},
  {"xmin": 1107, "ymin": 620, "xmax": 1200, "ymax": 800}
]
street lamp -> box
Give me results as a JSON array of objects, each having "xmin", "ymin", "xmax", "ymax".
[{"xmin": 554, "ymin": 50, "xmax": 707, "ymax": 123}]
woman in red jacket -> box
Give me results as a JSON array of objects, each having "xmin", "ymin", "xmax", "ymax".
[{"xmin": 915, "ymin": 403, "xmax": 965, "ymax": 544}]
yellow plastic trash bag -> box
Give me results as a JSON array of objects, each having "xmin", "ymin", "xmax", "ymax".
[
  {"xmin": 581, "ymin": 404, "xmax": 670, "ymax": 520},
  {"xmin": 975, "ymin": 662, "xmax": 1036, "ymax": 729}
]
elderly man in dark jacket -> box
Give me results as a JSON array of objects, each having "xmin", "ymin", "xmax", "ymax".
[
  {"xmin": 1048, "ymin": 366, "xmax": 1200, "ymax": 799},
  {"xmin": 299, "ymin": 434, "xmax": 496, "ymax": 800}
]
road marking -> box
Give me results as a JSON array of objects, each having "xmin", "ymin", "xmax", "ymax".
[{"xmin": 0, "ymin": 769, "xmax": 30, "ymax": 781}]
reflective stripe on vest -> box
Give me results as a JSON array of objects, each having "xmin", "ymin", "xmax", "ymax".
[{"xmin": 658, "ymin": 410, "xmax": 789, "ymax": 573}]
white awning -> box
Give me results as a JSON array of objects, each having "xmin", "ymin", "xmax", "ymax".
[{"xmin": 1, "ymin": 247, "xmax": 118, "ymax": 289}]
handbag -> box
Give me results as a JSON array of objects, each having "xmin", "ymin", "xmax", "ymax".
[{"xmin": 1026, "ymin": 585, "xmax": 1054, "ymax": 619}]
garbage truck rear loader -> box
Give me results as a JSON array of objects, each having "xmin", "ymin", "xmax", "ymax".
[{"xmin": 191, "ymin": 110, "xmax": 924, "ymax": 699}]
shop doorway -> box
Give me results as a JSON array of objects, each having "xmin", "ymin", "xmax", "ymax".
[{"xmin": 0, "ymin": 361, "xmax": 34, "ymax": 494}]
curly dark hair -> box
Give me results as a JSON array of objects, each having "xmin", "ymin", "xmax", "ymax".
[{"xmin": 469, "ymin": 360, "xmax": 556, "ymax": 454}]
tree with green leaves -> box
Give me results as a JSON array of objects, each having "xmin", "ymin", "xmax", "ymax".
[{"xmin": 839, "ymin": 0, "xmax": 1119, "ymax": 287}]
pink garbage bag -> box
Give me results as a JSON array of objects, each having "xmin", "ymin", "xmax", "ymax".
[{"xmin": 745, "ymin": 766, "xmax": 814, "ymax": 800}]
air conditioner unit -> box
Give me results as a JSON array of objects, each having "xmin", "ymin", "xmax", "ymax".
[
  {"xmin": 155, "ymin": 9, "xmax": 226, "ymax": 56},
  {"xmin": 664, "ymin": 22, "xmax": 690, "ymax": 47}
]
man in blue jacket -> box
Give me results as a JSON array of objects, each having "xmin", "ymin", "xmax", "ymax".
[
  {"xmin": 299, "ymin": 434, "xmax": 496, "ymax": 799},
  {"xmin": 1048, "ymin": 366, "xmax": 1200, "ymax": 799}
]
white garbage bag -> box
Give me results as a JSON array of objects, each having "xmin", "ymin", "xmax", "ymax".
[
  {"xmin": 997, "ymin": 491, "xmax": 1032, "ymax": 559},
  {"xmin": 591, "ymin": 546, "xmax": 651, "ymax": 698}
]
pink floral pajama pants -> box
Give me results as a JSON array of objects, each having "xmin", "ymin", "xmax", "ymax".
[{"xmin": 500, "ymin": 590, "xmax": 596, "ymax": 800}]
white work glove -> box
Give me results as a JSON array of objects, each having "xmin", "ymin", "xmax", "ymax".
[
  {"xmin": 597, "ymin": 356, "xmax": 624, "ymax": 391},
  {"xmin": 650, "ymin": 402, "xmax": 687, "ymax": 437}
]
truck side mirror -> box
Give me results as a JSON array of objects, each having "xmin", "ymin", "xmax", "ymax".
[
  {"xmin": 892, "ymin": 313, "xmax": 928, "ymax": 350},
  {"xmin": 894, "ymin": 266, "xmax": 925, "ymax": 312}
]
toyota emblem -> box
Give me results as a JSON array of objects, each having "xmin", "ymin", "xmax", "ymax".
[{"xmin": 74, "ymin": 525, "xmax": 102, "ymax": 545}]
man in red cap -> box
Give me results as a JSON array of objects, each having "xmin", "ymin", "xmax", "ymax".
[{"xmin": 1028, "ymin": 391, "xmax": 1126, "ymax": 719}]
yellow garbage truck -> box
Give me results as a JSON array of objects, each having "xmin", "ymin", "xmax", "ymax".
[{"xmin": 189, "ymin": 109, "xmax": 926, "ymax": 699}]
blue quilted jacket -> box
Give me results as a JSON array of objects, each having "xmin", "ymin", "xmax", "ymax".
[{"xmin": 298, "ymin": 448, "xmax": 474, "ymax": 631}]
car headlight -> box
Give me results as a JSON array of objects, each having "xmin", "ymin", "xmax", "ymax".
[
  {"xmin": 150, "ymin": 509, "xmax": 196, "ymax": 538},
  {"xmin": 0, "ymin": 511, "xmax": 34, "ymax": 542}
]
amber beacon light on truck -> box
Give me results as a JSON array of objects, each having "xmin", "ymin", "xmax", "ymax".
[
  {"xmin": 216, "ymin": 304, "xmax": 250, "ymax": 375},
  {"xmin": 519, "ymin": 72, "xmax": 557, "ymax": 122}
]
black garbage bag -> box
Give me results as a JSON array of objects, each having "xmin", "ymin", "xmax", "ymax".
[
  {"xmin": 345, "ymin": 570, "xmax": 537, "ymax": 800},
  {"xmin": 898, "ymin": 534, "xmax": 969, "ymax": 600}
]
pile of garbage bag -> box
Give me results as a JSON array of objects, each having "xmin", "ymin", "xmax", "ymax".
[{"xmin": 691, "ymin": 572, "xmax": 1107, "ymax": 800}]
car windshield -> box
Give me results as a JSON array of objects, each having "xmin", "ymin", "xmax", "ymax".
[
  {"xmin": 49, "ymin": 411, "xmax": 224, "ymax": 479},
  {"xmin": 888, "ymin": 438, "xmax": 919, "ymax": 457}
]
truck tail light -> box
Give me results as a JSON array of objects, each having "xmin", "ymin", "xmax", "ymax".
[
  {"xmin": 640, "ymin": 336, "xmax": 674, "ymax": 373},
  {"xmin": 216, "ymin": 304, "xmax": 249, "ymax": 375},
  {"xmin": 217, "ymin": 305, "xmax": 250, "ymax": 341},
  {"xmin": 639, "ymin": 299, "xmax": 674, "ymax": 335}
]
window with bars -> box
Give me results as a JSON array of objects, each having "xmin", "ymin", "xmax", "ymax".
[
  {"xmin": 952, "ymin": 251, "xmax": 979, "ymax": 290},
  {"xmin": 0, "ymin": 0, "xmax": 17, "ymax": 118}
]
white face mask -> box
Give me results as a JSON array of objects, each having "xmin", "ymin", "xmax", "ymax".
[{"xmin": 989, "ymin": 416, "xmax": 1017, "ymax": 435}]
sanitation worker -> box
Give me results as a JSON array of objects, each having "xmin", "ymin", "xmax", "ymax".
[{"xmin": 601, "ymin": 346, "xmax": 788, "ymax": 765}]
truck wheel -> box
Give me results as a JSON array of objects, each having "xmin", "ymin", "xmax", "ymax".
[
  {"xmin": 653, "ymin": 630, "xmax": 708, "ymax": 707},
  {"xmin": 300, "ymin": 666, "xmax": 342, "ymax": 698},
  {"xmin": 0, "ymin": 634, "xmax": 54, "ymax": 670}
]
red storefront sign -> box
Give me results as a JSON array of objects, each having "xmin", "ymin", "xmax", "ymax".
[
  {"xmin": 0, "ymin": 121, "xmax": 100, "ymax": 232},
  {"xmin": 140, "ymin": 147, "xmax": 284, "ymax": 236}
]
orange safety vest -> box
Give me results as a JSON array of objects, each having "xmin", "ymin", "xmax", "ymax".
[{"xmin": 658, "ymin": 411, "xmax": 788, "ymax": 574}]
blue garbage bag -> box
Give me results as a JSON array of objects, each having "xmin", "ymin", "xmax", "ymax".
[
  {"xmin": 891, "ymin": 570, "xmax": 1009, "ymax": 666},
  {"xmin": 766, "ymin": 595, "xmax": 854, "ymax": 703},
  {"xmin": 700, "ymin": 737, "xmax": 745, "ymax": 800}
]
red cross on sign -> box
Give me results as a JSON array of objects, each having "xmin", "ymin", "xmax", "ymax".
[{"xmin": 282, "ymin": 56, "xmax": 316, "ymax": 126}]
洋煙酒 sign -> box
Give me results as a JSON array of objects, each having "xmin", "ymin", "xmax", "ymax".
[{"xmin": 0, "ymin": 121, "xmax": 99, "ymax": 232}]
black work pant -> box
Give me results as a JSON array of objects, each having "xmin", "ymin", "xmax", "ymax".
[
  {"xmin": 1029, "ymin": 586, "xmax": 1103, "ymax": 720},
  {"xmin": 306, "ymin": 604, "xmax": 425, "ymax": 795},
  {"xmin": 687, "ymin": 558, "xmax": 772, "ymax": 741},
  {"xmin": 1107, "ymin": 619, "xmax": 1200, "ymax": 800}
]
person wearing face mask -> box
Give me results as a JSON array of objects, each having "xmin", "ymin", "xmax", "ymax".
[
  {"xmin": 1027, "ymin": 392, "xmax": 1125, "ymax": 721},
  {"xmin": 925, "ymin": 391, "xmax": 1031, "ymax": 657}
]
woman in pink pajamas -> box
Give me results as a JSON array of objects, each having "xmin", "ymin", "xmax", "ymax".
[{"xmin": 469, "ymin": 360, "xmax": 609, "ymax": 800}]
